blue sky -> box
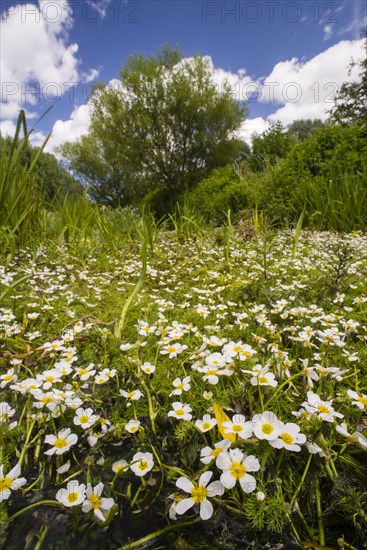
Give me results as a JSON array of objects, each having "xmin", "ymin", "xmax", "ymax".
[{"xmin": 0, "ymin": 0, "xmax": 366, "ymax": 150}]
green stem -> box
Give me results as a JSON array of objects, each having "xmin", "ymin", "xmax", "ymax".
[
  {"xmin": 117, "ymin": 519, "xmax": 201, "ymax": 550},
  {"xmin": 289, "ymin": 454, "xmax": 312, "ymax": 511},
  {"xmin": 141, "ymin": 381, "xmax": 156, "ymax": 436},
  {"xmin": 315, "ymin": 479, "xmax": 325, "ymax": 546},
  {"xmin": 264, "ymin": 371, "xmax": 304, "ymax": 409},
  {"xmin": 8, "ymin": 500, "xmax": 63, "ymax": 522},
  {"xmin": 18, "ymin": 417, "xmax": 36, "ymax": 468},
  {"xmin": 257, "ymin": 384, "xmax": 264, "ymax": 412}
]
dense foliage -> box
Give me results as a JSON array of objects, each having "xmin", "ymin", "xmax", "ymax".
[
  {"xmin": 0, "ymin": 133, "xmax": 82, "ymax": 205},
  {"xmin": 60, "ymin": 46, "xmax": 246, "ymax": 206},
  {"xmin": 1, "ymin": 214, "xmax": 367, "ymax": 549}
]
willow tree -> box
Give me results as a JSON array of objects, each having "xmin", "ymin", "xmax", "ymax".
[{"xmin": 60, "ymin": 46, "xmax": 247, "ymax": 206}]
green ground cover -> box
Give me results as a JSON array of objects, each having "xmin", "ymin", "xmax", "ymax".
[{"xmin": 1, "ymin": 226, "xmax": 367, "ymax": 549}]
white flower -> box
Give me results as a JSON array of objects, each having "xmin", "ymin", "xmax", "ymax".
[
  {"xmin": 82, "ymin": 482, "xmax": 114, "ymax": 522},
  {"xmin": 0, "ymin": 463, "xmax": 26, "ymax": 502},
  {"xmin": 203, "ymin": 391, "xmax": 213, "ymax": 400},
  {"xmin": 140, "ymin": 362, "xmax": 155, "ymax": 374},
  {"xmin": 195, "ymin": 414, "xmax": 217, "ymax": 433},
  {"xmin": 44, "ymin": 428, "xmax": 78, "ymax": 455},
  {"xmin": 175, "ymin": 471, "xmax": 224, "ymax": 520},
  {"xmin": 252, "ymin": 411, "xmax": 283, "ymax": 441},
  {"xmin": 130, "ymin": 452, "xmax": 154, "ymax": 477},
  {"xmin": 73, "ymin": 408, "xmax": 99, "ymax": 429},
  {"xmin": 200, "ymin": 439, "xmax": 232, "ymax": 465},
  {"xmin": 347, "ymin": 389, "xmax": 367, "ymax": 410},
  {"xmin": 216, "ymin": 449, "xmax": 259, "ymax": 493},
  {"xmin": 112, "ymin": 459, "xmax": 128, "ymax": 474},
  {"xmin": 256, "ymin": 491, "xmax": 266, "ymax": 501},
  {"xmin": 222, "ymin": 414, "xmax": 253, "ymax": 440},
  {"xmin": 125, "ymin": 420, "xmax": 141, "ymax": 433},
  {"xmin": 119, "ymin": 389, "xmax": 144, "ymax": 401},
  {"xmin": 56, "ymin": 480, "xmax": 86, "ymax": 507},
  {"xmin": 301, "ymin": 391, "xmax": 343, "ymax": 422},
  {"xmin": 250, "ymin": 367, "xmax": 278, "ymax": 387},
  {"xmin": 73, "ymin": 364, "xmax": 96, "ymax": 381},
  {"xmin": 0, "ymin": 402, "xmax": 15, "ymax": 422},
  {"xmin": 222, "ymin": 341, "xmax": 256, "ymax": 361},
  {"xmin": 168, "ymin": 402, "xmax": 192, "ymax": 421},
  {"xmin": 160, "ymin": 343, "xmax": 187, "ymax": 358},
  {"xmin": 0, "ymin": 368, "xmax": 17, "ymax": 388},
  {"xmin": 269, "ymin": 422, "xmax": 306, "ymax": 452},
  {"xmin": 169, "ymin": 377, "xmax": 191, "ymax": 396},
  {"xmin": 335, "ymin": 423, "xmax": 367, "ymax": 450}
]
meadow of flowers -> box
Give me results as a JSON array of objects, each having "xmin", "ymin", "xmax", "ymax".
[{"xmin": 1, "ymin": 225, "xmax": 367, "ymax": 549}]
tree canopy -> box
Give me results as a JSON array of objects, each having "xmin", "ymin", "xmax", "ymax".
[
  {"xmin": 60, "ymin": 46, "xmax": 247, "ymax": 206},
  {"xmin": 328, "ymin": 31, "xmax": 367, "ymax": 128}
]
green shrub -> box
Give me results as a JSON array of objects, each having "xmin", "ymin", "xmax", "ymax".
[
  {"xmin": 263, "ymin": 124, "xmax": 367, "ymax": 228},
  {"xmin": 187, "ymin": 165, "xmax": 249, "ymax": 225}
]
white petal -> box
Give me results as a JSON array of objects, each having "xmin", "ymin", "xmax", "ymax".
[
  {"xmin": 175, "ymin": 498, "xmax": 194, "ymax": 515},
  {"xmin": 239, "ymin": 474, "xmax": 256, "ymax": 493},
  {"xmin": 207, "ymin": 481, "xmax": 225, "ymax": 497},
  {"xmin": 176, "ymin": 476, "xmax": 194, "ymax": 493},
  {"xmin": 244, "ymin": 455, "xmax": 260, "ymax": 472},
  {"xmin": 200, "ymin": 499, "xmax": 213, "ymax": 520},
  {"xmin": 8, "ymin": 463, "xmax": 21, "ymax": 480},
  {"xmin": 199, "ymin": 471, "xmax": 213, "ymax": 487},
  {"xmin": 220, "ymin": 472, "xmax": 236, "ymax": 489},
  {"xmin": 216, "ymin": 451, "xmax": 231, "ymax": 470}
]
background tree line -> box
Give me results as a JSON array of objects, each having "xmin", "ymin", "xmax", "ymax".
[{"xmin": 1, "ymin": 34, "xmax": 366, "ymax": 231}]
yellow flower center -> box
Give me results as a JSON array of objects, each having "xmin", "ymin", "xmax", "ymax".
[
  {"xmin": 138, "ymin": 460, "xmax": 149, "ymax": 471},
  {"xmin": 167, "ymin": 346, "xmax": 176, "ymax": 353},
  {"xmin": 280, "ymin": 433, "xmax": 294, "ymax": 445},
  {"xmin": 207, "ymin": 369, "xmax": 217, "ymax": 375},
  {"xmin": 128, "ymin": 392, "xmax": 136, "ymax": 398},
  {"xmin": 175, "ymin": 409, "xmax": 185, "ymax": 416},
  {"xmin": 191, "ymin": 485, "xmax": 208, "ymax": 503},
  {"xmin": 202, "ymin": 422, "xmax": 211, "ymax": 430},
  {"xmin": 232, "ymin": 424, "xmax": 242, "ymax": 432},
  {"xmin": 78, "ymin": 369, "xmax": 89, "ymax": 376},
  {"xmin": 259, "ymin": 377, "xmax": 268, "ymax": 384},
  {"xmin": 89, "ymin": 494, "xmax": 102, "ymax": 509},
  {"xmin": 0, "ymin": 477, "xmax": 13, "ymax": 491},
  {"xmin": 233, "ymin": 346, "xmax": 242, "ymax": 353},
  {"xmin": 230, "ymin": 461, "xmax": 246, "ymax": 479},
  {"xmin": 41, "ymin": 396, "xmax": 54, "ymax": 404},
  {"xmin": 317, "ymin": 405, "xmax": 331, "ymax": 414},
  {"xmin": 357, "ymin": 396, "xmax": 367, "ymax": 407},
  {"xmin": 67, "ymin": 492, "xmax": 78, "ymax": 503},
  {"xmin": 210, "ymin": 448, "xmax": 222, "ymax": 457},
  {"xmin": 261, "ymin": 423, "xmax": 274, "ymax": 435},
  {"xmin": 176, "ymin": 383, "xmax": 184, "ymax": 390},
  {"xmin": 54, "ymin": 437, "xmax": 67, "ymax": 449},
  {"xmin": 4, "ymin": 375, "xmax": 12, "ymax": 381},
  {"xmin": 79, "ymin": 415, "xmax": 89, "ymax": 424}
]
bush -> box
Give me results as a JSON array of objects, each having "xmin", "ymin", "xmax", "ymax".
[
  {"xmin": 263, "ymin": 124, "xmax": 367, "ymax": 228},
  {"xmin": 187, "ymin": 166, "xmax": 249, "ymax": 225}
]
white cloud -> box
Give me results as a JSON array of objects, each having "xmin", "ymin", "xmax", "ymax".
[
  {"xmin": 259, "ymin": 39, "xmax": 365, "ymax": 125},
  {"xmin": 45, "ymin": 103, "xmax": 91, "ymax": 153},
  {"xmin": 323, "ymin": 24, "xmax": 334, "ymax": 41},
  {"xmin": 86, "ymin": 0, "xmax": 113, "ymax": 19},
  {"xmin": 237, "ymin": 117, "xmax": 270, "ymax": 146},
  {"xmin": 0, "ymin": 0, "xmax": 99, "ymax": 125},
  {"xmin": 0, "ymin": 119, "xmax": 17, "ymax": 137}
]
